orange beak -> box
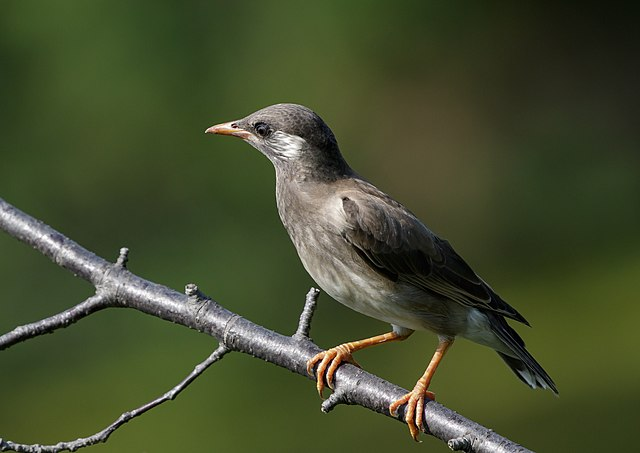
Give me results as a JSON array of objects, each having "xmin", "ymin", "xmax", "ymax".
[{"xmin": 204, "ymin": 121, "xmax": 252, "ymax": 139}]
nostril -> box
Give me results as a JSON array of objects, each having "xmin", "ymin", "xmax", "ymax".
[{"xmin": 231, "ymin": 122, "xmax": 238, "ymax": 128}]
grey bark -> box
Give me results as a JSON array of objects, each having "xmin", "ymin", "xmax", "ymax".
[{"xmin": 0, "ymin": 197, "xmax": 533, "ymax": 453}]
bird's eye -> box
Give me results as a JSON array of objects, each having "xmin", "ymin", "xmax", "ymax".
[{"xmin": 254, "ymin": 122, "xmax": 271, "ymax": 138}]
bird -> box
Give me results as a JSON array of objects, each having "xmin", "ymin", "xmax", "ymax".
[{"xmin": 205, "ymin": 103, "xmax": 558, "ymax": 440}]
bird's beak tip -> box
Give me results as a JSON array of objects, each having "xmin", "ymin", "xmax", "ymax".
[{"xmin": 204, "ymin": 121, "xmax": 250, "ymax": 139}]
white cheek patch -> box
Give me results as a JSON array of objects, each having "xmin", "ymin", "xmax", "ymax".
[{"xmin": 269, "ymin": 131, "xmax": 307, "ymax": 159}]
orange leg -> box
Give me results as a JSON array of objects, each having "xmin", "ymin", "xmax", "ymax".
[
  {"xmin": 307, "ymin": 331, "xmax": 412, "ymax": 397},
  {"xmin": 389, "ymin": 337, "xmax": 454, "ymax": 441}
]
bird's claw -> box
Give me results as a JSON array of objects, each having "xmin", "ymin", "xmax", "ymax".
[
  {"xmin": 389, "ymin": 387, "xmax": 436, "ymax": 441},
  {"xmin": 306, "ymin": 344, "xmax": 361, "ymax": 397}
]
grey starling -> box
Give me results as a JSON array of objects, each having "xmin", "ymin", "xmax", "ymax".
[{"xmin": 206, "ymin": 103, "xmax": 557, "ymax": 440}]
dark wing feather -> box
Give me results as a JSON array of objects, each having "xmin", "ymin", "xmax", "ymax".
[{"xmin": 341, "ymin": 184, "xmax": 529, "ymax": 325}]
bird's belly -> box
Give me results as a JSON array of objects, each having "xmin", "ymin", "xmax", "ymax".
[{"xmin": 296, "ymin": 237, "xmax": 458, "ymax": 334}]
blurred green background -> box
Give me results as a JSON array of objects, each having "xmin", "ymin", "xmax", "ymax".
[{"xmin": 1, "ymin": 2, "xmax": 638, "ymax": 452}]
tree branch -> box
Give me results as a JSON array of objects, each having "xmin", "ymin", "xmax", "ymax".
[{"xmin": 0, "ymin": 197, "xmax": 532, "ymax": 453}]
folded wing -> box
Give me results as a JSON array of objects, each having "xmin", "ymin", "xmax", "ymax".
[{"xmin": 340, "ymin": 182, "xmax": 529, "ymax": 325}]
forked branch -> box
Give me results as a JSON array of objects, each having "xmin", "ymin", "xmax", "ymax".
[{"xmin": 0, "ymin": 198, "xmax": 532, "ymax": 453}]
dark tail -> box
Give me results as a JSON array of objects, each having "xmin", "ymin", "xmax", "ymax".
[{"xmin": 490, "ymin": 314, "xmax": 559, "ymax": 394}]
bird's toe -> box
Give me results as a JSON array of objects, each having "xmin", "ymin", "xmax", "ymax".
[
  {"xmin": 389, "ymin": 387, "xmax": 436, "ymax": 441},
  {"xmin": 306, "ymin": 345, "xmax": 359, "ymax": 398}
]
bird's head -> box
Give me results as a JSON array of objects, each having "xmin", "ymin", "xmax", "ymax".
[{"xmin": 206, "ymin": 103, "xmax": 350, "ymax": 180}]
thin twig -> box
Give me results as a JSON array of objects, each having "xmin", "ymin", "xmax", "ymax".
[
  {"xmin": 0, "ymin": 344, "xmax": 229, "ymax": 453},
  {"xmin": 293, "ymin": 287, "xmax": 320, "ymax": 339},
  {"xmin": 0, "ymin": 293, "xmax": 111, "ymax": 350}
]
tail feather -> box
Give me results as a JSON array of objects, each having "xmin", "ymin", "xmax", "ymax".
[{"xmin": 490, "ymin": 314, "xmax": 558, "ymax": 394}]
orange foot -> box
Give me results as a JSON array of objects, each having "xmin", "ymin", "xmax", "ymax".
[
  {"xmin": 389, "ymin": 383, "xmax": 436, "ymax": 441},
  {"xmin": 306, "ymin": 345, "xmax": 361, "ymax": 396}
]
